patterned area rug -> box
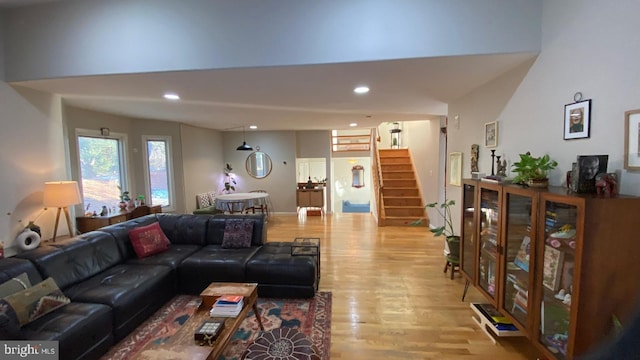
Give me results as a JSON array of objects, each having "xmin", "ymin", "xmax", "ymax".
[{"xmin": 99, "ymin": 292, "xmax": 331, "ymax": 360}]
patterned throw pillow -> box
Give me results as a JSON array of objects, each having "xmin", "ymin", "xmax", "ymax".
[
  {"xmin": 221, "ymin": 219, "xmax": 254, "ymax": 249},
  {"xmin": 0, "ymin": 273, "xmax": 31, "ymax": 299},
  {"xmin": 197, "ymin": 193, "xmax": 212, "ymax": 208},
  {"xmin": 129, "ymin": 222, "xmax": 170, "ymax": 258},
  {"xmin": 1, "ymin": 277, "xmax": 70, "ymax": 328}
]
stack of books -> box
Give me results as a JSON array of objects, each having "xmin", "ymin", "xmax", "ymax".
[
  {"xmin": 209, "ymin": 295, "xmax": 244, "ymax": 317},
  {"xmin": 473, "ymin": 303, "xmax": 518, "ymax": 331}
]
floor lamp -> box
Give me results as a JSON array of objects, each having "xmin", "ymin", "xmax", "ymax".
[{"xmin": 43, "ymin": 181, "xmax": 82, "ymax": 242}]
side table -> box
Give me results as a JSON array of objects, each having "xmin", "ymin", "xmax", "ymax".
[{"xmin": 292, "ymin": 238, "xmax": 320, "ymax": 279}]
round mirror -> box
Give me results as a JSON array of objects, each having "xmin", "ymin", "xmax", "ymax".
[{"xmin": 246, "ymin": 149, "xmax": 273, "ymax": 179}]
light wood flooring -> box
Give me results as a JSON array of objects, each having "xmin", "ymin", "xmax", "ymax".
[{"xmin": 266, "ymin": 212, "xmax": 543, "ymax": 360}]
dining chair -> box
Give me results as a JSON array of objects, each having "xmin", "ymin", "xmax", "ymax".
[
  {"xmin": 225, "ymin": 201, "xmax": 246, "ymax": 214},
  {"xmin": 247, "ymin": 190, "xmax": 268, "ymax": 215}
]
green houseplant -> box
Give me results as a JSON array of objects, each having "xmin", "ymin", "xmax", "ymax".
[
  {"xmin": 425, "ymin": 200, "xmax": 456, "ymax": 238},
  {"xmin": 223, "ymin": 163, "xmax": 236, "ymax": 193},
  {"xmin": 511, "ymin": 152, "xmax": 558, "ymax": 188}
]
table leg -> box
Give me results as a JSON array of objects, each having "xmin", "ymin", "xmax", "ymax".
[{"xmin": 252, "ymin": 302, "xmax": 265, "ymax": 331}]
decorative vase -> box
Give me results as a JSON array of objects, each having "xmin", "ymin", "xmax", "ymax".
[
  {"xmin": 528, "ymin": 178, "xmax": 549, "ymax": 188},
  {"xmin": 119, "ymin": 201, "xmax": 127, "ymax": 210}
]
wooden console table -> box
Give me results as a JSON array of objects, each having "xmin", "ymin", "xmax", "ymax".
[{"xmin": 76, "ymin": 205, "xmax": 161, "ymax": 233}]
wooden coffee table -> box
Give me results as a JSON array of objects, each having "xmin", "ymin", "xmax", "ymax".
[{"xmin": 134, "ymin": 282, "xmax": 264, "ymax": 360}]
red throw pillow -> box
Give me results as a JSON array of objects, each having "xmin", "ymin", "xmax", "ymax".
[
  {"xmin": 221, "ymin": 219, "xmax": 254, "ymax": 249},
  {"xmin": 128, "ymin": 222, "xmax": 170, "ymax": 258}
]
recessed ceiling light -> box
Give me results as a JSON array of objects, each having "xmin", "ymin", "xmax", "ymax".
[
  {"xmin": 163, "ymin": 93, "xmax": 180, "ymax": 100},
  {"xmin": 350, "ymin": 123, "xmax": 358, "ymax": 127},
  {"xmin": 354, "ymin": 86, "xmax": 369, "ymax": 94},
  {"xmin": 249, "ymin": 125, "xmax": 258, "ymax": 129}
]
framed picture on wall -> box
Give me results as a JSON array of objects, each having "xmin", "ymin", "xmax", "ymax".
[
  {"xmin": 484, "ymin": 121, "xmax": 498, "ymax": 148},
  {"xmin": 624, "ymin": 109, "xmax": 640, "ymax": 170},
  {"xmin": 564, "ymin": 99, "xmax": 591, "ymax": 140},
  {"xmin": 449, "ymin": 152, "xmax": 462, "ymax": 186}
]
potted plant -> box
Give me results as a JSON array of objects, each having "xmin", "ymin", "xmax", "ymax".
[
  {"xmin": 425, "ymin": 200, "xmax": 457, "ymax": 239},
  {"xmin": 117, "ymin": 185, "xmax": 131, "ymax": 209},
  {"xmin": 223, "ymin": 163, "xmax": 236, "ymax": 193},
  {"xmin": 511, "ymin": 152, "xmax": 558, "ymax": 188}
]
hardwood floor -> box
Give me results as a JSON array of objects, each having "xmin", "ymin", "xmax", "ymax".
[{"xmin": 266, "ymin": 213, "xmax": 543, "ymax": 360}]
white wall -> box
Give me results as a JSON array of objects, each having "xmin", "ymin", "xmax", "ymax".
[
  {"xmin": 222, "ymin": 130, "xmax": 298, "ymax": 213},
  {"xmin": 331, "ymin": 157, "xmax": 372, "ymax": 213},
  {"xmin": 0, "ymin": 84, "xmax": 67, "ymax": 254},
  {"xmin": 180, "ymin": 124, "xmax": 224, "ymax": 213},
  {"xmin": 4, "ymin": 0, "xmax": 541, "ymax": 81},
  {"xmin": 447, "ymin": 0, "xmax": 640, "ymax": 231},
  {"xmin": 403, "ymin": 120, "xmax": 442, "ymax": 225}
]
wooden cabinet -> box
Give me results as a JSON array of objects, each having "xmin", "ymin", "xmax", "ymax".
[
  {"xmin": 499, "ymin": 185, "xmax": 540, "ymax": 335},
  {"xmin": 76, "ymin": 205, "xmax": 162, "ymax": 233},
  {"xmin": 296, "ymin": 189, "xmax": 324, "ymax": 209},
  {"xmin": 532, "ymin": 191, "xmax": 640, "ymax": 359},
  {"xmin": 460, "ymin": 179, "xmax": 640, "ymax": 359}
]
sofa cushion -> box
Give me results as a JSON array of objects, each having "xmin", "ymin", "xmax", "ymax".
[
  {"xmin": 178, "ymin": 245, "xmax": 260, "ymax": 294},
  {"xmin": 222, "ymin": 219, "xmax": 254, "ymax": 249},
  {"xmin": 129, "ymin": 222, "xmax": 170, "ymax": 258},
  {"xmin": 16, "ymin": 233, "xmax": 123, "ymax": 290},
  {"xmin": 63, "ymin": 263, "xmax": 175, "ymax": 341},
  {"xmin": 126, "ymin": 244, "xmax": 201, "ymax": 269},
  {"xmin": 157, "ymin": 214, "xmax": 211, "ymax": 246},
  {"xmin": 19, "ymin": 302, "xmax": 113, "ymax": 360},
  {"xmin": 0, "ymin": 272, "xmax": 31, "ymax": 298},
  {"xmin": 246, "ymin": 242, "xmax": 317, "ymax": 298},
  {"xmin": 206, "ymin": 214, "xmax": 266, "ymax": 246},
  {"xmin": 1, "ymin": 277, "xmax": 70, "ymax": 327},
  {"xmin": 99, "ymin": 215, "xmax": 160, "ymax": 259}
]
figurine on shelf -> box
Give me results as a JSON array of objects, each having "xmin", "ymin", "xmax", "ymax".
[
  {"xmin": 471, "ymin": 144, "xmax": 479, "ymax": 172},
  {"xmin": 496, "ymin": 157, "xmax": 507, "ymax": 177}
]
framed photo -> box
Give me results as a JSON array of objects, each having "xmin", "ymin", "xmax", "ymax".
[
  {"xmin": 564, "ymin": 99, "xmax": 591, "ymax": 140},
  {"xmin": 576, "ymin": 155, "xmax": 608, "ymax": 193},
  {"xmin": 449, "ymin": 152, "xmax": 462, "ymax": 186},
  {"xmin": 543, "ymin": 245, "xmax": 564, "ymax": 291},
  {"xmin": 624, "ymin": 109, "xmax": 640, "ymax": 170},
  {"xmin": 484, "ymin": 121, "xmax": 498, "ymax": 148}
]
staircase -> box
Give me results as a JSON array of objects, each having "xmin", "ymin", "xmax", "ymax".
[{"xmin": 378, "ymin": 149, "xmax": 428, "ymax": 226}]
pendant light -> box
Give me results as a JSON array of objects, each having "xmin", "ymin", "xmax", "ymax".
[{"xmin": 236, "ymin": 126, "xmax": 253, "ymax": 151}]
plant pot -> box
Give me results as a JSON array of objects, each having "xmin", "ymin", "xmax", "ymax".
[{"xmin": 527, "ymin": 178, "xmax": 549, "ymax": 188}]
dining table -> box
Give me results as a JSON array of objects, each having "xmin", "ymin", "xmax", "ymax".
[{"xmin": 215, "ymin": 192, "xmax": 270, "ymax": 215}]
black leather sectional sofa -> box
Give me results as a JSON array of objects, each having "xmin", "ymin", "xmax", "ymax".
[{"xmin": 0, "ymin": 213, "xmax": 318, "ymax": 360}]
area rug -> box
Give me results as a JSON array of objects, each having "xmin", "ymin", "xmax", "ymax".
[{"xmin": 99, "ymin": 292, "xmax": 331, "ymax": 360}]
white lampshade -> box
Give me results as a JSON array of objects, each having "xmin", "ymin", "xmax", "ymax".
[{"xmin": 43, "ymin": 181, "xmax": 82, "ymax": 207}]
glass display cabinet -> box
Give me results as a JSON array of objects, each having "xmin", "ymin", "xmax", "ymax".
[
  {"xmin": 477, "ymin": 182, "xmax": 501, "ymax": 303},
  {"xmin": 532, "ymin": 190, "xmax": 640, "ymax": 360},
  {"xmin": 500, "ymin": 186, "xmax": 539, "ymax": 335},
  {"xmin": 460, "ymin": 180, "xmax": 478, "ymax": 282}
]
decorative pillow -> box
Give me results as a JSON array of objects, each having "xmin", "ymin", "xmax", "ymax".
[
  {"xmin": 129, "ymin": 222, "xmax": 170, "ymax": 258},
  {"xmin": 2, "ymin": 277, "xmax": 70, "ymax": 327},
  {"xmin": 197, "ymin": 193, "xmax": 212, "ymax": 208},
  {"xmin": 222, "ymin": 219, "xmax": 254, "ymax": 249},
  {"xmin": 0, "ymin": 273, "xmax": 32, "ymax": 299}
]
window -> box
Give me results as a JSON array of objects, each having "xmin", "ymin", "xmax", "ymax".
[
  {"xmin": 77, "ymin": 131, "xmax": 128, "ymax": 213},
  {"xmin": 142, "ymin": 136, "xmax": 174, "ymax": 211}
]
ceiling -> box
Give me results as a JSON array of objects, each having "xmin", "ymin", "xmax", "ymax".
[
  {"xmin": 2, "ymin": 0, "xmax": 537, "ymax": 132},
  {"xmin": 12, "ymin": 53, "xmax": 536, "ymax": 131}
]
